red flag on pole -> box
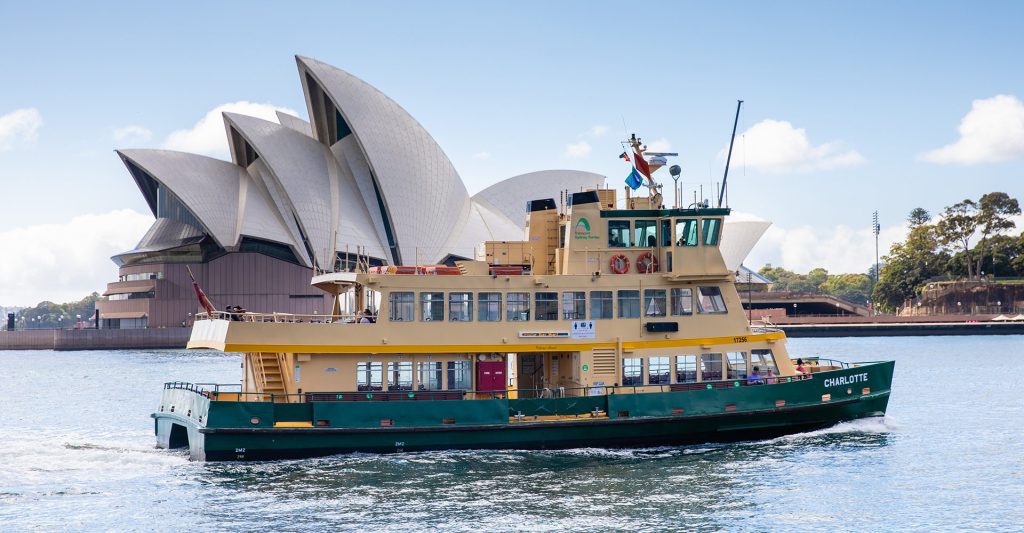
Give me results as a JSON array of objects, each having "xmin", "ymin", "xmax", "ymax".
[{"xmin": 185, "ymin": 266, "xmax": 216, "ymax": 316}]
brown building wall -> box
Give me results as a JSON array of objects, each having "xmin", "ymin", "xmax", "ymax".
[{"xmin": 97, "ymin": 252, "xmax": 328, "ymax": 328}]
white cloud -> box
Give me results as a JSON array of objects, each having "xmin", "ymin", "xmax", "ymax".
[
  {"xmin": 0, "ymin": 108, "xmax": 43, "ymax": 150},
  {"xmin": 589, "ymin": 125, "xmax": 610, "ymax": 137},
  {"xmin": 0, "ymin": 210, "xmax": 153, "ymax": 306},
  {"xmin": 723, "ymin": 119, "xmax": 864, "ymax": 173},
  {"xmin": 645, "ymin": 137, "xmax": 672, "ymax": 153},
  {"xmin": 564, "ymin": 140, "xmax": 592, "ymax": 158},
  {"xmin": 113, "ymin": 125, "xmax": 153, "ymax": 143},
  {"xmin": 472, "ymin": 151, "xmax": 491, "ymax": 160},
  {"xmin": 921, "ymin": 94, "xmax": 1024, "ymax": 164},
  {"xmin": 746, "ymin": 221, "xmax": 906, "ymax": 274},
  {"xmin": 161, "ymin": 101, "xmax": 298, "ymax": 157}
]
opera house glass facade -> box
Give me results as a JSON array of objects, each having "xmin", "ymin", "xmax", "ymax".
[{"xmin": 97, "ymin": 56, "xmax": 606, "ymax": 329}]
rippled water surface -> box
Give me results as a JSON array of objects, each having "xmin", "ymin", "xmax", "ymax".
[{"xmin": 1, "ymin": 336, "xmax": 1022, "ymax": 531}]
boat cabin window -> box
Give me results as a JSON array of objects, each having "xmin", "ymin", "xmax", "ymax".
[
  {"xmin": 357, "ymin": 361, "xmax": 383, "ymax": 391},
  {"xmin": 388, "ymin": 361, "xmax": 413, "ymax": 391},
  {"xmin": 751, "ymin": 349, "xmax": 779, "ymax": 376},
  {"xmin": 675, "ymin": 355, "xmax": 697, "ymax": 382},
  {"xmin": 535, "ymin": 292, "xmax": 558, "ymax": 320},
  {"xmin": 562, "ymin": 291, "xmax": 586, "ymax": 320},
  {"xmin": 608, "ymin": 221, "xmax": 630, "ymax": 247},
  {"xmin": 622, "ymin": 357, "xmax": 643, "ymax": 386},
  {"xmin": 675, "ymin": 219, "xmax": 699, "ymax": 246},
  {"xmin": 447, "ymin": 361, "xmax": 471, "ymax": 390},
  {"xmin": 591, "ymin": 291, "xmax": 613, "ymax": 319},
  {"xmin": 388, "ymin": 292, "xmax": 414, "ymax": 321},
  {"xmin": 649, "ymin": 356, "xmax": 670, "ymax": 384},
  {"xmin": 727, "ymin": 352, "xmax": 748, "ymax": 380},
  {"xmin": 696, "ymin": 286, "xmax": 728, "ymax": 314},
  {"xmin": 449, "ymin": 292, "xmax": 473, "ymax": 322},
  {"xmin": 671, "ymin": 288, "xmax": 693, "ymax": 316},
  {"xmin": 507, "ymin": 292, "xmax": 530, "ymax": 321},
  {"xmin": 643, "ymin": 289, "xmax": 667, "ymax": 317},
  {"xmin": 421, "ymin": 292, "xmax": 444, "ymax": 321},
  {"xmin": 702, "ymin": 218, "xmax": 722, "ymax": 246},
  {"xmin": 701, "ymin": 353, "xmax": 723, "ymax": 381},
  {"xmin": 418, "ymin": 361, "xmax": 442, "ymax": 390},
  {"xmin": 478, "ymin": 292, "xmax": 502, "ymax": 321},
  {"xmin": 660, "ymin": 220, "xmax": 672, "ymax": 247},
  {"xmin": 617, "ymin": 290, "xmax": 640, "ymax": 318},
  {"xmin": 634, "ymin": 220, "xmax": 657, "ymax": 247}
]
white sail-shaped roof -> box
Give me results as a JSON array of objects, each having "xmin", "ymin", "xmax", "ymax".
[
  {"xmin": 275, "ymin": 111, "xmax": 312, "ymax": 137},
  {"xmin": 720, "ymin": 220, "xmax": 772, "ymax": 272},
  {"xmin": 297, "ymin": 55, "xmax": 471, "ymax": 264},
  {"xmin": 224, "ymin": 112, "xmax": 388, "ymax": 266},
  {"xmin": 474, "ymin": 170, "xmax": 606, "ymax": 228},
  {"xmin": 116, "ymin": 149, "xmax": 245, "ymax": 248}
]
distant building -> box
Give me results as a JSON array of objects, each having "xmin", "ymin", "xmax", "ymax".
[{"xmin": 97, "ymin": 56, "xmax": 606, "ymax": 329}]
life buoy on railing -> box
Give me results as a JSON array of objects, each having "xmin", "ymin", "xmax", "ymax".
[
  {"xmin": 609, "ymin": 254, "xmax": 630, "ymax": 274},
  {"xmin": 636, "ymin": 252, "xmax": 659, "ymax": 273}
]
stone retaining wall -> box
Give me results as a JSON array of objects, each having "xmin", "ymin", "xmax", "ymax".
[{"xmin": 0, "ymin": 328, "xmax": 191, "ymax": 350}]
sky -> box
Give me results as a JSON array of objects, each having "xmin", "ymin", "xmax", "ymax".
[{"xmin": 1, "ymin": 1, "xmax": 1023, "ymax": 305}]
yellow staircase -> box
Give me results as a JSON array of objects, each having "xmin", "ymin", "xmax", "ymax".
[{"xmin": 253, "ymin": 352, "xmax": 288, "ymax": 401}]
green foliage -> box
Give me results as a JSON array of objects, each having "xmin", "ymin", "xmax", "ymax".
[
  {"xmin": 758, "ymin": 265, "xmax": 873, "ymax": 305},
  {"xmin": 873, "ymin": 222, "xmax": 947, "ymax": 311},
  {"xmin": 936, "ymin": 199, "xmax": 979, "ymax": 279},
  {"xmin": 14, "ymin": 293, "xmax": 99, "ymax": 329},
  {"xmin": 907, "ymin": 207, "xmax": 930, "ymax": 228}
]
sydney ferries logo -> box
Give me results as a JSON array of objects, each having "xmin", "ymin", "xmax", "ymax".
[{"xmin": 574, "ymin": 217, "xmax": 598, "ymax": 240}]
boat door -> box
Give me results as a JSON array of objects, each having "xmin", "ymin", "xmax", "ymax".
[
  {"xmin": 477, "ymin": 360, "xmax": 506, "ymax": 393},
  {"xmin": 519, "ymin": 353, "xmax": 543, "ymax": 396}
]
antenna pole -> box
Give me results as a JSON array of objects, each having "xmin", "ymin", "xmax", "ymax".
[{"xmin": 719, "ymin": 99, "xmax": 743, "ymax": 208}]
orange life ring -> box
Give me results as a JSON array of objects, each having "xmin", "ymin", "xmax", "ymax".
[
  {"xmin": 636, "ymin": 252, "xmax": 659, "ymax": 273},
  {"xmin": 609, "ymin": 254, "xmax": 630, "ymax": 274}
]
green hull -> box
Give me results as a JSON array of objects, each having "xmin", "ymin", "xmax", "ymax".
[{"xmin": 154, "ymin": 361, "xmax": 894, "ymax": 461}]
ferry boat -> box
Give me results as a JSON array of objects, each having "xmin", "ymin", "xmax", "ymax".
[{"xmin": 154, "ymin": 141, "xmax": 894, "ymax": 461}]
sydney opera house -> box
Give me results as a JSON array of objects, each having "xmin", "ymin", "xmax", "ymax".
[{"xmin": 97, "ymin": 56, "xmax": 768, "ymax": 329}]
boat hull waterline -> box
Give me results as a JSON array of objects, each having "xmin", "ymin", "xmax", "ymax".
[{"xmin": 153, "ymin": 362, "xmax": 893, "ymax": 461}]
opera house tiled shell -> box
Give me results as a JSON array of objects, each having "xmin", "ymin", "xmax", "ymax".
[{"xmin": 98, "ymin": 56, "xmax": 606, "ymax": 328}]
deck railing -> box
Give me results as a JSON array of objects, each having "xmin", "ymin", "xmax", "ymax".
[
  {"xmin": 195, "ymin": 311, "xmax": 365, "ymax": 323},
  {"xmin": 162, "ymin": 372, "xmax": 819, "ymax": 404}
]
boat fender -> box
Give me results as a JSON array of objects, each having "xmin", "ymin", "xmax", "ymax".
[
  {"xmin": 610, "ymin": 254, "xmax": 630, "ymax": 274},
  {"xmin": 636, "ymin": 252, "xmax": 659, "ymax": 273}
]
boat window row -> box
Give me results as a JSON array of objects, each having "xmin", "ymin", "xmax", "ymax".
[
  {"xmin": 357, "ymin": 360, "xmax": 472, "ymax": 392},
  {"xmin": 608, "ymin": 218, "xmax": 722, "ymax": 248},
  {"xmin": 387, "ymin": 286, "xmax": 727, "ymax": 322},
  {"xmin": 620, "ymin": 350, "xmax": 778, "ymax": 386}
]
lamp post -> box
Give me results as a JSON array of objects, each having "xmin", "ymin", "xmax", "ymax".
[{"xmin": 872, "ymin": 211, "xmax": 880, "ymax": 297}]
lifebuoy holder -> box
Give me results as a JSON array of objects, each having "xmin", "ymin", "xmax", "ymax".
[
  {"xmin": 636, "ymin": 252, "xmax": 659, "ymax": 273},
  {"xmin": 609, "ymin": 254, "xmax": 630, "ymax": 274}
]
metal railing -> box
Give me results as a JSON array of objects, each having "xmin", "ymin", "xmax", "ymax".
[
  {"xmin": 195, "ymin": 311, "xmax": 366, "ymax": 323},
  {"xmin": 161, "ymin": 371, "xmax": 825, "ymax": 405}
]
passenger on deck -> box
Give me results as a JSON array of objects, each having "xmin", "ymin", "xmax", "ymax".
[
  {"xmin": 795, "ymin": 358, "xmax": 807, "ymax": 374},
  {"xmin": 358, "ymin": 308, "xmax": 376, "ymax": 323},
  {"xmin": 766, "ymin": 368, "xmax": 778, "ymax": 384},
  {"xmin": 748, "ymin": 366, "xmax": 764, "ymax": 385}
]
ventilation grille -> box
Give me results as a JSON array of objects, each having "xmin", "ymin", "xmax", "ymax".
[{"xmin": 592, "ymin": 348, "xmax": 617, "ymax": 375}]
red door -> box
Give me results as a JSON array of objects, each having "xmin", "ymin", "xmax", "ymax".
[{"xmin": 476, "ymin": 361, "xmax": 506, "ymax": 392}]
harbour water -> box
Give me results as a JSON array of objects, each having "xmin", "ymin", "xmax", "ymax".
[{"xmin": 1, "ymin": 336, "xmax": 1021, "ymax": 532}]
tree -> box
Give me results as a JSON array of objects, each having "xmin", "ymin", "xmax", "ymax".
[
  {"xmin": 973, "ymin": 192, "xmax": 1021, "ymax": 277},
  {"xmin": 936, "ymin": 199, "xmax": 979, "ymax": 279},
  {"xmin": 820, "ymin": 273, "xmax": 873, "ymax": 305},
  {"xmin": 907, "ymin": 207, "xmax": 931, "ymax": 228},
  {"xmin": 873, "ymin": 221, "xmax": 947, "ymax": 310}
]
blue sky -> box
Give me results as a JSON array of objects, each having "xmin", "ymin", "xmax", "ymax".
[{"xmin": 1, "ymin": 1, "xmax": 1023, "ymax": 304}]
